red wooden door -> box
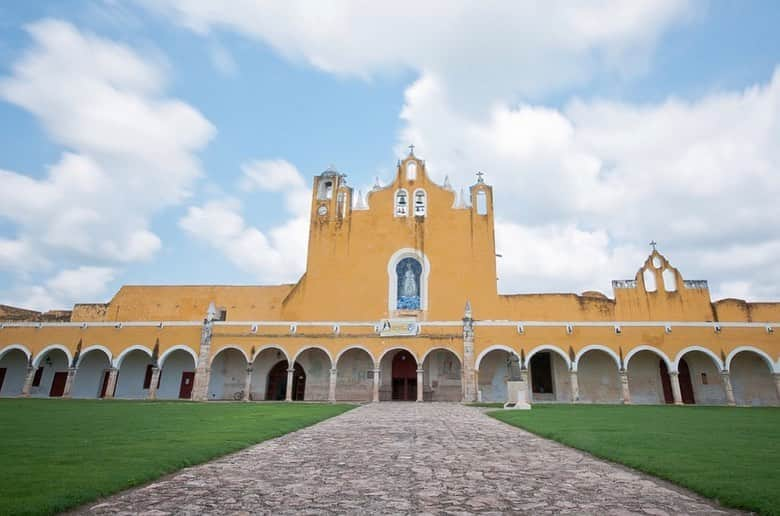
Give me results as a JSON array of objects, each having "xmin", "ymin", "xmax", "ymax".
[
  {"xmin": 179, "ymin": 372, "xmax": 195, "ymax": 399},
  {"xmin": 266, "ymin": 360, "xmax": 289, "ymax": 400},
  {"xmin": 678, "ymin": 359, "xmax": 695, "ymax": 404},
  {"xmin": 659, "ymin": 360, "xmax": 673, "ymax": 404},
  {"xmin": 392, "ymin": 350, "xmax": 417, "ymax": 401},
  {"xmin": 99, "ymin": 370, "xmax": 110, "ymax": 398},
  {"xmin": 0, "ymin": 368, "xmax": 6, "ymax": 393},
  {"xmin": 49, "ymin": 371, "xmax": 68, "ymax": 397}
]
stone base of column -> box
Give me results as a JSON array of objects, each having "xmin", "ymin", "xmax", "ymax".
[{"xmin": 504, "ymin": 380, "xmax": 531, "ymax": 410}]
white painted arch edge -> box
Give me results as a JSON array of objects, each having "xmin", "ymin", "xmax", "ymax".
[
  {"xmin": 76, "ymin": 345, "xmax": 113, "ymax": 367},
  {"xmin": 725, "ymin": 346, "xmax": 778, "ymax": 374},
  {"xmin": 474, "ymin": 344, "xmax": 515, "ymax": 371},
  {"xmin": 624, "ymin": 345, "xmax": 673, "ymax": 371},
  {"xmin": 210, "ymin": 345, "xmax": 250, "ymax": 365},
  {"xmin": 526, "ymin": 344, "xmax": 571, "ymax": 370},
  {"xmin": 33, "ymin": 344, "xmax": 72, "ymax": 368},
  {"xmin": 159, "ymin": 345, "xmax": 199, "ymax": 369},
  {"xmin": 674, "ymin": 345, "xmax": 724, "ymax": 373},
  {"xmin": 334, "ymin": 345, "xmax": 376, "ymax": 367},
  {"xmin": 377, "ymin": 346, "xmax": 419, "ymax": 368},
  {"xmin": 251, "ymin": 344, "xmax": 291, "ymax": 364},
  {"xmin": 420, "ymin": 346, "xmax": 463, "ymax": 366},
  {"xmin": 292, "ymin": 345, "xmax": 335, "ymax": 368},
  {"xmin": 113, "ymin": 345, "xmax": 153, "ymax": 369},
  {"xmin": 573, "ymin": 344, "xmax": 621, "ymax": 372},
  {"xmin": 0, "ymin": 344, "xmax": 31, "ymax": 362}
]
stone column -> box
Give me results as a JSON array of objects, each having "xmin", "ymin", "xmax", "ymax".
[
  {"xmin": 720, "ymin": 371, "xmax": 736, "ymax": 406},
  {"xmin": 103, "ymin": 368, "xmax": 119, "ymax": 399},
  {"xmin": 191, "ymin": 317, "xmax": 214, "ymax": 401},
  {"xmin": 372, "ymin": 368, "xmax": 381, "ymax": 402},
  {"xmin": 416, "ymin": 368, "xmax": 424, "ymax": 402},
  {"xmin": 21, "ymin": 365, "xmax": 36, "ymax": 397},
  {"xmin": 773, "ymin": 373, "xmax": 780, "ymax": 402},
  {"xmin": 328, "ymin": 368, "xmax": 337, "ymax": 403},
  {"xmin": 669, "ymin": 371, "xmax": 683, "ymax": 405},
  {"xmin": 569, "ymin": 369, "xmax": 579, "ymax": 402},
  {"xmin": 242, "ymin": 367, "xmax": 253, "ymax": 401},
  {"xmin": 285, "ymin": 368, "xmax": 295, "ymax": 401},
  {"xmin": 147, "ymin": 367, "xmax": 161, "ymax": 400},
  {"xmin": 62, "ymin": 367, "xmax": 77, "ymax": 398},
  {"xmin": 461, "ymin": 301, "xmax": 477, "ymax": 402},
  {"xmin": 620, "ymin": 370, "xmax": 631, "ymax": 404}
]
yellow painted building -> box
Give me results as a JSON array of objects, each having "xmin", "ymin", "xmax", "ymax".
[{"xmin": 1, "ymin": 153, "xmax": 779, "ymax": 406}]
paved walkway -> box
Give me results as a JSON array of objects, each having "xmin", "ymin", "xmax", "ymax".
[{"xmin": 79, "ymin": 403, "xmax": 739, "ymax": 515}]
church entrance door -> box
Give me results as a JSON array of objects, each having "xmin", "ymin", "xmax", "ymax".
[
  {"xmin": 49, "ymin": 371, "xmax": 67, "ymax": 397},
  {"xmin": 530, "ymin": 352, "xmax": 554, "ymax": 398},
  {"xmin": 266, "ymin": 361, "xmax": 306, "ymax": 401},
  {"xmin": 391, "ymin": 350, "xmax": 416, "ymax": 401}
]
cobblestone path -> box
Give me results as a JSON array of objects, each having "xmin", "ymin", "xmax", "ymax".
[{"xmin": 79, "ymin": 403, "xmax": 739, "ymax": 515}]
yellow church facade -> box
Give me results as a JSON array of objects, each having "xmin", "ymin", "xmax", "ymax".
[{"xmin": 1, "ymin": 153, "xmax": 779, "ymax": 406}]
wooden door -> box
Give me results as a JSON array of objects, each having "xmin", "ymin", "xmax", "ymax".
[
  {"xmin": 292, "ymin": 363, "xmax": 306, "ymax": 401},
  {"xmin": 179, "ymin": 372, "xmax": 195, "ymax": 399},
  {"xmin": 659, "ymin": 360, "xmax": 673, "ymax": 404},
  {"xmin": 678, "ymin": 359, "xmax": 695, "ymax": 404},
  {"xmin": 0, "ymin": 368, "xmax": 6, "ymax": 393},
  {"xmin": 266, "ymin": 360, "xmax": 289, "ymax": 400},
  {"xmin": 392, "ymin": 350, "xmax": 417, "ymax": 401},
  {"xmin": 99, "ymin": 370, "xmax": 110, "ymax": 398},
  {"xmin": 49, "ymin": 371, "xmax": 68, "ymax": 397}
]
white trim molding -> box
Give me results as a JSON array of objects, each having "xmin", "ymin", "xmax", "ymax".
[
  {"xmin": 387, "ymin": 247, "xmax": 431, "ymax": 313},
  {"xmin": 33, "ymin": 344, "xmax": 72, "ymax": 368},
  {"xmin": 725, "ymin": 346, "xmax": 778, "ymax": 374},
  {"xmin": 573, "ymin": 345, "xmax": 621, "ymax": 372},
  {"xmin": 159, "ymin": 345, "xmax": 199, "ymax": 369}
]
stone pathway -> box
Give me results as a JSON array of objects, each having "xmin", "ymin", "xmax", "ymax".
[{"xmin": 77, "ymin": 403, "xmax": 740, "ymax": 515}]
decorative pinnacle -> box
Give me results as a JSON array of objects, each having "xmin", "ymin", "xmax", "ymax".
[
  {"xmin": 408, "ymin": 144, "xmax": 415, "ymax": 155},
  {"xmin": 649, "ymin": 240, "xmax": 657, "ymax": 252},
  {"xmin": 464, "ymin": 300, "xmax": 472, "ymax": 318}
]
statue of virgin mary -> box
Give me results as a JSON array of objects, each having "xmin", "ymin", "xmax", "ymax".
[{"xmin": 401, "ymin": 262, "xmax": 418, "ymax": 297}]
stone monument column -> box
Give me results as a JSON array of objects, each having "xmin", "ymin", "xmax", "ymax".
[
  {"xmin": 243, "ymin": 367, "xmax": 253, "ymax": 401},
  {"xmin": 372, "ymin": 368, "xmax": 381, "ymax": 402},
  {"xmin": 191, "ymin": 303, "xmax": 217, "ymax": 401},
  {"xmin": 569, "ymin": 369, "xmax": 579, "ymax": 402},
  {"xmin": 21, "ymin": 363, "xmax": 36, "ymax": 397},
  {"xmin": 619, "ymin": 370, "xmax": 631, "ymax": 404},
  {"xmin": 461, "ymin": 300, "xmax": 477, "ymax": 402},
  {"xmin": 669, "ymin": 371, "xmax": 683, "ymax": 405},
  {"xmin": 62, "ymin": 367, "xmax": 77, "ymax": 398},
  {"xmin": 772, "ymin": 373, "xmax": 780, "ymax": 402},
  {"xmin": 285, "ymin": 368, "xmax": 295, "ymax": 401},
  {"xmin": 103, "ymin": 367, "xmax": 119, "ymax": 399},
  {"xmin": 416, "ymin": 368, "xmax": 424, "ymax": 402},
  {"xmin": 147, "ymin": 367, "xmax": 161, "ymax": 400},
  {"xmin": 328, "ymin": 368, "xmax": 337, "ymax": 402},
  {"xmin": 720, "ymin": 371, "xmax": 736, "ymax": 406}
]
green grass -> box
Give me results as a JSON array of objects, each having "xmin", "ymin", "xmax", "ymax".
[
  {"xmin": 490, "ymin": 404, "xmax": 780, "ymax": 515},
  {"xmin": 0, "ymin": 399, "xmax": 354, "ymax": 515},
  {"xmin": 465, "ymin": 402, "xmax": 504, "ymax": 408}
]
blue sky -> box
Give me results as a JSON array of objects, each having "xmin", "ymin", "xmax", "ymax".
[{"xmin": 1, "ymin": 1, "xmax": 779, "ymax": 311}]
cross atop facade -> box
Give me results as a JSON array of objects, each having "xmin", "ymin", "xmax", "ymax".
[
  {"xmin": 408, "ymin": 144, "xmax": 415, "ymax": 155},
  {"xmin": 476, "ymin": 171, "xmax": 485, "ymax": 183},
  {"xmin": 649, "ymin": 240, "xmax": 657, "ymax": 252}
]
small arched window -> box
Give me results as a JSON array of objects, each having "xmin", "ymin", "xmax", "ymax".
[
  {"xmin": 406, "ymin": 161, "xmax": 417, "ymax": 181},
  {"xmin": 643, "ymin": 268, "xmax": 657, "ymax": 292},
  {"xmin": 318, "ymin": 180, "xmax": 334, "ymax": 200},
  {"xmin": 662, "ymin": 268, "xmax": 677, "ymax": 292},
  {"xmin": 337, "ymin": 191, "xmax": 346, "ymax": 218},
  {"xmin": 476, "ymin": 190, "xmax": 487, "ymax": 215},
  {"xmin": 414, "ymin": 189, "xmax": 426, "ymax": 216},
  {"xmin": 395, "ymin": 189, "xmax": 408, "ymax": 217}
]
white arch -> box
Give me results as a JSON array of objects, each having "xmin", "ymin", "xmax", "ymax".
[
  {"xmin": 526, "ymin": 345, "xmax": 571, "ymax": 370},
  {"xmin": 292, "ymin": 346, "xmax": 334, "ymax": 368},
  {"xmin": 725, "ymin": 346, "xmax": 777, "ymax": 374},
  {"xmin": 624, "ymin": 345, "xmax": 672, "ymax": 371},
  {"xmin": 387, "ymin": 247, "xmax": 431, "ymax": 312},
  {"xmin": 210, "ymin": 345, "xmax": 250, "ymax": 365},
  {"xmin": 335, "ymin": 345, "xmax": 376, "ymax": 367},
  {"xmin": 113, "ymin": 345, "xmax": 153, "ymax": 368},
  {"xmin": 377, "ymin": 346, "xmax": 419, "ymax": 368},
  {"xmin": 159, "ymin": 345, "xmax": 198, "ymax": 369},
  {"xmin": 251, "ymin": 344, "xmax": 290, "ymax": 364},
  {"xmin": 574, "ymin": 345, "xmax": 621, "ymax": 372},
  {"xmin": 474, "ymin": 344, "xmax": 515, "ymax": 371},
  {"xmin": 674, "ymin": 345, "xmax": 723, "ymax": 373},
  {"xmin": 33, "ymin": 344, "xmax": 72, "ymax": 368},
  {"xmin": 0, "ymin": 344, "xmax": 31, "ymax": 362},
  {"xmin": 420, "ymin": 346, "xmax": 462, "ymax": 365},
  {"xmin": 76, "ymin": 345, "xmax": 113, "ymax": 367}
]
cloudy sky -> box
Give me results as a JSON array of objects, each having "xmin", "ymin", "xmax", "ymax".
[{"xmin": 1, "ymin": 1, "xmax": 779, "ymax": 311}]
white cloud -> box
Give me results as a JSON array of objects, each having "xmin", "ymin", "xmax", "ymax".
[
  {"xmin": 180, "ymin": 160, "xmax": 310, "ymax": 282},
  {"xmin": 0, "ymin": 19, "xmax": 214, "ymax": 308},
  {"xmin": 8, "ymin": 266, "xmax": 116, "ymax": 312}
]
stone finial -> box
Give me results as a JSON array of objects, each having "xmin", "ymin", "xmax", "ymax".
[
  {"xmin": 464, "ymin": 300, "xmax": 472, "ymax": 319},
  {"xmin": 354, "ymin": 190, "xmax": 368, "ymax": 210},
  {"xmin": 443, "ymin": 175, "xmax": 452, "ymax": 190},
  {"xmin": 373, "ymin": 176, "xmax": 382, "ymax": 190}
]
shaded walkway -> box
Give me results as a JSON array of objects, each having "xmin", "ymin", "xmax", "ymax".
[{"xmin": 80, "ymin": 403, "xmax": 737, "ymax": 515}]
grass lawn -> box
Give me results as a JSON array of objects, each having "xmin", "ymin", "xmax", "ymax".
[
  {"xmin": 490, "ymin": 404, "xmax": 780, "ymax": 515},
  {"xmin": 0, "ymin": 399, "xmax": 353, "ymax": 515}
]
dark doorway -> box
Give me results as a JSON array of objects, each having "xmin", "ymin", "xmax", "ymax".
[
  {"xmin": 99, "ymin": 370, "xmax": 110, "ymax": 398},
  {"xmin": 266, "ymin": 361, "xmax": 306, "ymax": 401},
  {"xmin": 659, "ymin": 360, "xmax": 673, "ymax": 403},
  {"xmin": 678, "ymin": 358, "xmax": 695, "ymax": 404},
  {"xmin": 179, "ymin": 371, "xmax": 195, "ymax": 399},
  {"xmin": 0, "ymin": 368, "xmax": 5, "ymax": 392},
  {"xmin": 49, "ymin": 371, "xmax": 67, "ymax": 397},
  {"xmin": 391, "ymin": 350, "xmax": 417, "ymax": 401},
  {"xmin": 530, "ymin": 352, "xmax": 554, "ymax": 394}
]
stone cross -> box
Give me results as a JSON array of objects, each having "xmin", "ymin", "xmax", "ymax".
[
  {"xmin": 476, "ymin": 171, "xmax": 485, "ymax": 183},
  {"xmin": 408, "ymin": 144, "xmax": 415, "ymax": 155},
  {"xmin": 649, "ymin": 240, "xmax": 657, "ymax": 252}
]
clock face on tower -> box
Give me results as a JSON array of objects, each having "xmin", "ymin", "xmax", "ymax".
[{"xmin": 317, "ymin": 205, "xmax": 328, "ymax": 216}]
